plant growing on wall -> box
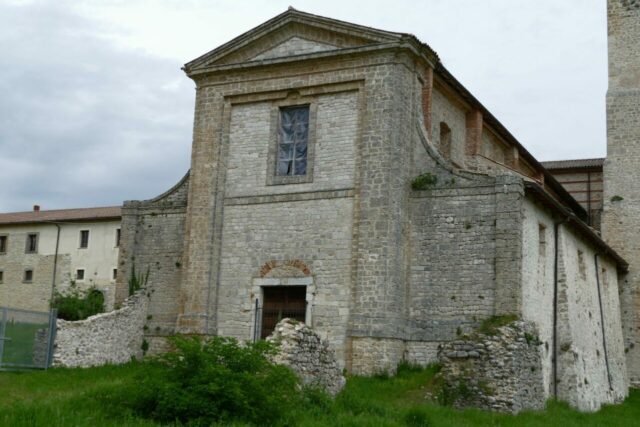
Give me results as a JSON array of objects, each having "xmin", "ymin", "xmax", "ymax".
[
  {"xmin": 411, "ymin": 172, "xmax": 438, "ymax": 190},
  {"xmin": 128, "ymin": 264, "xmax": 150, "ymax": 296},
  {"xmin": 51, "ymin": 281, "xmax": 105, "ymax": 321}
]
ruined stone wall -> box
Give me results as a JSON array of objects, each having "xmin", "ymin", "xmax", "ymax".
[
  {"xmin": 603, "ymin": 0, "xmax": 640, "ymax": 386},
  {"xmin": 437, "ymin": 320, "xmax": 546, "ymax": 414},
  {"xmin": 268, "ymin": 318, "xmax": 346, "ymax": 396},
  {"xmin": 116, "ymin": 173, "xmax": 188, "ymax": 353},
  {"xmin": 53, "ymin": 290, "xmax": 148, "ymax": 367}
]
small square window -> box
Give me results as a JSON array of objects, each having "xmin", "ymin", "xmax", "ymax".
[
  {"xmin": 23, "ymin": 269, "xmax": 33, "ymax": 283},
  {"xmin": 112, "ymin": 268, "xmax": 118, "ymax": 280},
  {"xmin": 76, "ymin": 269, "xmax": 85, "ymax": 281},
  {"xmin": 115, "ymin": 228, "xmax": 121, "ymax": 247},
  {"xmin": 0, "ymin": 235, "xmax": 7, "ymax": 253},
  {"xmin": 79, "ymin": 230, "xmax": 90, "ymax": 248},
  {"xmin": 0, "ymin": 270, "xmax": 4, "ymax": 283},
  {"xmin": 25, "ymin": 233, "xmax": 38, "ymax": 253}
]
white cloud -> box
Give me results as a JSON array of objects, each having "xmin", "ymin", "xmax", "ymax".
[{"xmin": 0, "ymin": 0, "xmax": 608, "ymax": 212}]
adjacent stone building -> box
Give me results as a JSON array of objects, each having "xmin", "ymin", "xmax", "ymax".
[
  {"xmin": 116, "ymin": 7, "xmax": 632, "ymax": 411},
  {"xmin": 541, "ymin": 158, "xmax": 604, "ymax": 229},
  {"xmin": 0, "ymin": 206, "xmax": 121, "ymax": 311},
  {"xmin": 603, "ymin": 0, "xmax": 640, "ymax": 388}
]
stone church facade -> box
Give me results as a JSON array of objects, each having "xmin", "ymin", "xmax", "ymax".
[{"xmin": 116, "ymin": 3, "xmax": 637, "ymax": 410}]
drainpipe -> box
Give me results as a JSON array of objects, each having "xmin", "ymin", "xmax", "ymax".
[
  {"xmin": 594, "ymin": 254, "xmax": 613, "ymax": 391},
  {"xmin": 552, "ymin": 221, "xmax": 560, "ymax": 398},
  {"xmin": 49, "ymin": 223, "xmax": 61, "ymax": 306}
]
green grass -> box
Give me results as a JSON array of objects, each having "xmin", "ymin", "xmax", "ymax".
[
  {"xmin": 2, "ymin": 322, "xmax": 49, "ymax": 366},
  {"xmin": 1, "ymin": 362, "xmax": 640, "ymax": 426}
]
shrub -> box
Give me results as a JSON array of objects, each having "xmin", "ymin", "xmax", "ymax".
[
  {"xmin": 477, "ymin": 314, "xmax": 518, "ymax": 336},
  {"xmin": 411, "ymin": 172, "xmax": 438, "ymax": 190},
  {"xmin": 120, "ymin": 336, "xmax": 300, "ymax": 426},
  {"xmin": 51, "ymin": 282, "xmax": 104, "ymax": 321}
]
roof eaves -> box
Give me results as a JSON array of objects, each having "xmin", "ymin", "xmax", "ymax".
[
  {"xmin": 524, "ymin": 181, "xmax": 628, "ymax": 273},
  {"xmin": 434, "ymin": 63, "xmax": 587, "ymax": 220}
]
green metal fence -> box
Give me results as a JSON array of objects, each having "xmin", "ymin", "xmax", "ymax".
[{"xmin": 0, "ymin": 307, "xmax": 57, "ymax": 370}]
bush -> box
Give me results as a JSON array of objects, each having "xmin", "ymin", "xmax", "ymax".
[
  {"xmin": 51, "ymin": 283, "xmax": 104, "ymax": 321},
  {"xmin": 120, "ymin": 336, "xmax": 300, "ymax": 426},
  {"xmin": 411, "ymin": 172, "xmax": 438, "ymax": 190}
]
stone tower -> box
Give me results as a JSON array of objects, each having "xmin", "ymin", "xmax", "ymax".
[{"xmin": 603, "ymin": 0, "xmax": 640, "ymax": 386}]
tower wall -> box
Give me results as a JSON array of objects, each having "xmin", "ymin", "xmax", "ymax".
[{"xmin": 603, "ymin": 0, "xmax": 640, "ymax": 385}]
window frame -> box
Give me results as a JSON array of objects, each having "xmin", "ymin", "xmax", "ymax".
[
  {"xmin": 79, "ymin": 230, "xmax": 90, "ymax": 249},
  {"xmin": 23, "ymin": 269, "xmax": 33, "ymax": 283},
  {"xmin": 266, "ymin": 97, "xmax": 317, "ymax": 186},
  {"xmin": 76, "ymin": 268, "xmax": 85, "ymax": 281},
  {"xmin": 112, "ymin": 268, "xmax": 118, "ymax": 281},
  {"xmin": 0, "ymin": 270, "xmax": 4, "ymax": 283},
  {"xmin": 0, "ymin": 235, "xmax": 7, "ymax": 254},
  {"xmin": 115, "ymin": 228, "xmax": 121, "ymax": 247},
  {"xmin": 25, "ymin": 233, "xmax": 38, "ymax": 254}
]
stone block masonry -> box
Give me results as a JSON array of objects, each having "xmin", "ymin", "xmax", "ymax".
[
  {"xmin": 603, "ymin": 0, "xmax": 640, "ymax": 386},
  {"xmin": 53, "ymin": 290, "xmax": 148, "ymax": 367}
]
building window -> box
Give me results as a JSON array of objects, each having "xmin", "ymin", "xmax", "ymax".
[
  {"xmin": 277, "ymin": 105, "xmax": 309, "ymax": 176},
  {"xmin": 23, "ymin": 269, "xmax": 33, "ymax": 283},
  {"xmin": 439, "ymin": 122, "xmax": 452, "ymax": 160},
  {"xmin": 578, "ymin": 250, "xmax": 587, "ymax": 280},
  {"xmin": 266, "ymin": 98, "xmax": 316, "ymax": 186},
  {"xmin": 115, "ymin": 228, "xmax": 121, "ymax": 247},
  {"xmin": 25, "ymin": 233, "xmax": 38, "ymax": 253},
  {"xmin": 0, "ymin": 235, "xmax": 6, "ymax": 254},
  {"xmin": 79, "ymin": 230, "xmax": 90, "ymax": 249},
  {"xmin": 112, "ymin": 268, "xmax": 118, "ymax": 280},
  {"xmin": 0, "ymin": 270, "xmax": 3, "ymax": 283},
  {"xmin": 76, "ymin": 269, "xmax": 85, "ymax": 281},
  {"xmin": 538, "ymin": 223, "xmax": 547, "ymax": 257}
]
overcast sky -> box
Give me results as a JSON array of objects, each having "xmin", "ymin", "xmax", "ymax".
[{"xmin": 0, "ymin": 0, "xmax": 608, "ymax": 212}]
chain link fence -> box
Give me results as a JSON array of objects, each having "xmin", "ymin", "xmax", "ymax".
[{"xmin": 0, "ymin": 307, "xmax": 57, "ymax": 370}]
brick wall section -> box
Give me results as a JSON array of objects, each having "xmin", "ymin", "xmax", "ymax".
[{"xmin": 603, "ymin": 0, "xmax": 640, "ymax": 385}]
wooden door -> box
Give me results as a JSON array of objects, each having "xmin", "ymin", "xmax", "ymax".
[{"xmin": 261, "ymin": 286, "xmax": 307, "ymax": 338}]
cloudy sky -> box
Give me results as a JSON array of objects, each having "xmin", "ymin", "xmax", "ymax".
[{"xmin": 0, "ymin": 0, "xmax": 608, "ymax": 212}]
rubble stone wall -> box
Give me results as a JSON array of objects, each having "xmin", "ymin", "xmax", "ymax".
[
  {"xmin": 53, "ymin": 291, "xmax": 148, "ymax": 367},
  {"xmin": 268, "ymin": 318, "xmax": 346, "ymax": 396},
  {"xmin": 437, "ymin": 320, "xmax": 545, "ymax": 414}
]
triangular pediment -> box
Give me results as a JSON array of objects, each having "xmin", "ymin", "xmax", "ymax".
[
  {"xmin": 184, "ymin": 8, "xmax": 406, "ymax": 74},
  {"xmin": 250, "ymin": 36, "xmax": 339, "ymax": 61}
]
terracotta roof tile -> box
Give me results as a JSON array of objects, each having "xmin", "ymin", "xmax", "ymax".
[
  {"xmin": 541, "ymin": 158, "xmax": 604, "ymax": 170},
  {"xmin": 0, "ymin": 206, "xmax": 121, "ymax": 225}
]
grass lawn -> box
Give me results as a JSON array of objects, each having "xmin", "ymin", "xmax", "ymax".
[
  {"xmin": 1, "ymin": 322, "xmax": 50, "ymax": 367},
  {"xmin": 1, "ymin": 362, "xmax": 639, "ymax": 426}
]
